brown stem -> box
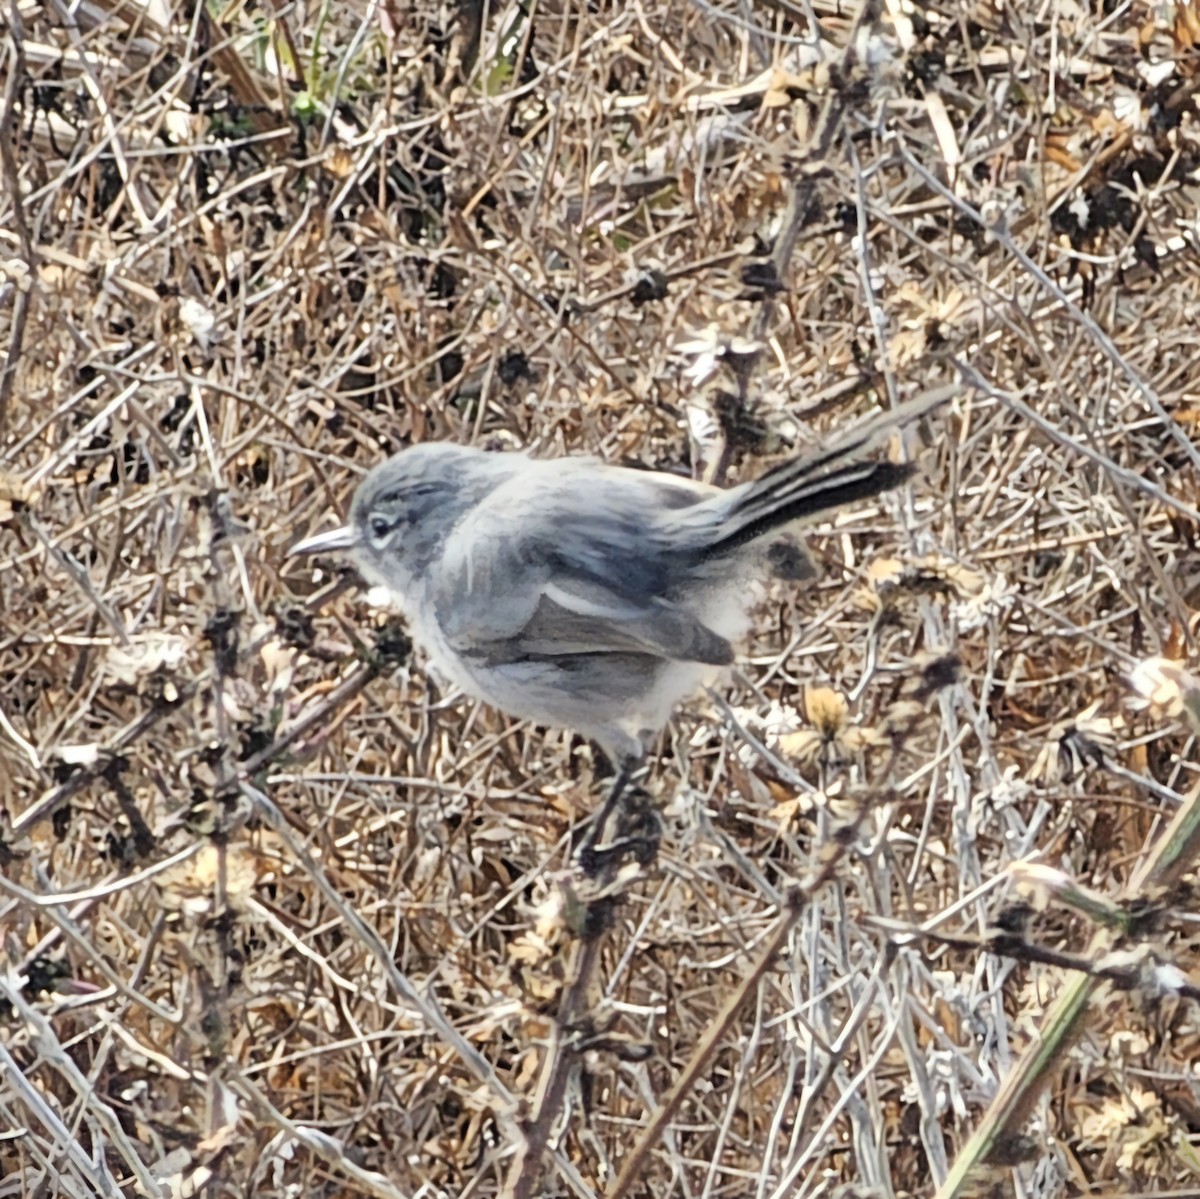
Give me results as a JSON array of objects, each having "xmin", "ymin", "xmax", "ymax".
[{"xmin": 0, "ymin": 1, "xmax": 37, "ymax": 438}]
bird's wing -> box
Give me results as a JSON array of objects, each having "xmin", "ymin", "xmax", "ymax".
[{"xmin": 431, "ymin": 464, "xmax": 732, "ymax": 666}]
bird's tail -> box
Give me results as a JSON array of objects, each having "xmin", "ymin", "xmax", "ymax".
[{"xmin": 694, "ymin": 384, "xmax": 955, "ymax": 558}]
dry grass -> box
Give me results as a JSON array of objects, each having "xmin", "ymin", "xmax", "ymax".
[{"xmin": 5, "ymin": 0, "xmax": 1200, "ymax": 1195}]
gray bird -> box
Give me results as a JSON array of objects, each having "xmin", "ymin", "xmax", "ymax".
[{"xmin": 290, "ymin": 386, "xmax": 952, "ymax": 803}]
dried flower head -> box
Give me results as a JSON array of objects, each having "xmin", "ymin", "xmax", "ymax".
[
  {"xmin": 1029, "ymin": 700, "xmax": 1121, "ymax": 784},
  {"xmin": 0, "ymin": 470, "xmax": 35, "ymax": 524},
  {"xmin": 776, "ymin": 686, "xmax": 884, "ymax": 765},
  {"xmin": 1127, "ymin": 656, "xmax": 1200, "ymax": 730}
]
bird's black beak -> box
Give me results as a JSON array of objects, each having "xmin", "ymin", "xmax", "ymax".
[{"xmin": 288, "ymin": 526, "xmax": 357, "ymax": 556}]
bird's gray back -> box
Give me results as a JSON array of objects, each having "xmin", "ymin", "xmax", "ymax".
[{"xmin": 449, "ymin": 457, "xmax": 709, "ymax": 605}]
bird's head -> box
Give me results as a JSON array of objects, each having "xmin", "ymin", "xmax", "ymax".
[{"xmin": 289, "ymin": 443, "xmax": 511, "ymax": 594}]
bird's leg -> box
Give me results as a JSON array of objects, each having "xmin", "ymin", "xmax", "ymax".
[
  {"xmin": 590, "ymin": 759, "xmax": 634, "ymax": 835},
  {"xmin": 576, "ymin": 755, "xmax": 659, "ymax": 877}
]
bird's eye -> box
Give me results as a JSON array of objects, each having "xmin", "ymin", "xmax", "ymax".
[{"xmin": 370, "ymin": 516, "xmax": 391, "ymax": 540}]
